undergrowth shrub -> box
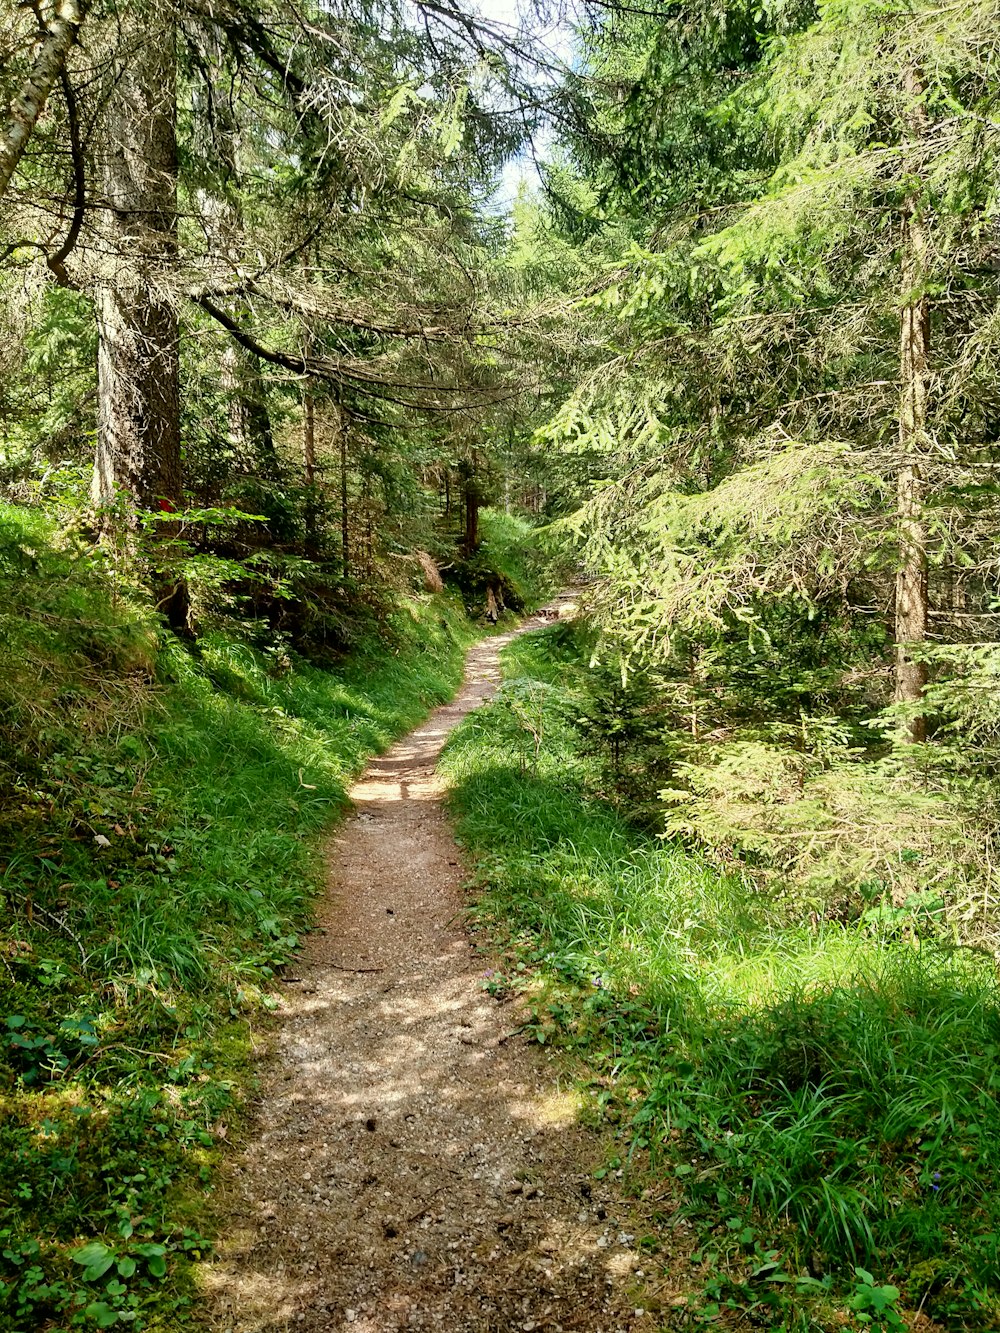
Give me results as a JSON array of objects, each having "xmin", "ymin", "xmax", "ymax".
[
  {"xmin": 448, "ymin": 508, "xmax": 559, "ymax": 617},
  {"xmin": 555, "ymin": 603, "xmax": 998, "ymax": 939},
  {"xmin": 661, "ymin": 740, "xmax": 972, "ymax": 915}
]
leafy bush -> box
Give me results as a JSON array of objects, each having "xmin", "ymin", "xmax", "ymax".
[
  {"xmin": 662, "ymin": 739, "xmax": 971, "ymax": 914},
  {"xmin": 448, "ymin": 508, "xmax": 559, "ymax": 617}
]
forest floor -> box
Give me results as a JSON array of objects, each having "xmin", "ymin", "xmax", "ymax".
[{"xmin": 201, "ymin": 596, "xmax": 658, "ymax": 1333}]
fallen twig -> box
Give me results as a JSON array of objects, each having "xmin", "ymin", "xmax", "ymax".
[
  {"xmin": 4, "ymin": 889, "xmax": 89, "ymax": 970},
  {"xmin": 497, "ymin": 1023, "xmax": 529, "ymax": 1045},
  {"xmin": 406, "ymin": 1184, "xmax": 449, "ymax": 1223}
]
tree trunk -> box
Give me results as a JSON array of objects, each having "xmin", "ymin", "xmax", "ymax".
[
  {"xmin": 200, "ymin": 104, "xmax": 275, "ymax": 481},
  {"xmin": 336, "ymin": 400, "xmax": 349, "ymax": 579},
  {"xmin": 92, "ymin": 15, "xmax": 179, "ymax": 511},
  {"xmin": 895, "ymin": 66, "xmax": 930, "ymax": 742},
  {"xmin": 301, "ymin": 380, "xmax": 318, "ymax": 550},
  {"xmin": 463, "ymin": 474, "xmax": 480, "ymax": 554},
  {"xmin": 0, "ymin": 0, "xmax": 88, "ymax": 204},
  {"xmin": 91, "ymin": 10, "xmax": 186, "ymax": 628},
  {"xmin": 221, "ymin": 339, "xmax": 276, "ymax": 477},
  {"xmin": 302, "ymin": 383, "xmax": 316, "ymax": 487}
]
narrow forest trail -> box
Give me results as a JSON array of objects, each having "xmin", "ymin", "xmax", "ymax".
[{"xmin": 203, "ymin": 595, "xmax": 655, "ymax": 1333}]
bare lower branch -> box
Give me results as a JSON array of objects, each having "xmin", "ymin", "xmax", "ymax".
[{"xmin": 0, "ymin": 0, "xmax": 89, "ymax": 204}]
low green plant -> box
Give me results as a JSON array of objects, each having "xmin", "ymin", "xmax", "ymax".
[
  {"xmin": 848, "ymin": 1268, "xmax": 905, "ymax": 1331},
  {"xmin": 447, "ymin": 508, "xmax": 560, "ymax": 617},
  {"xmin": 0, "ymin": 501, "xmax": 491, "ymax": 1330},
  {"xmin": 441, "ymin": 622, "xmax": 1000, "ymax": 1331}
]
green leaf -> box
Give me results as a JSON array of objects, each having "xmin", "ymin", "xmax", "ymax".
[
  {"xmin": 132, "ymin": 1243, "xmax": 167, "ymax": 1278},
  {"xmin": 84, "ymin": 1301, "xmax": 120, "ymax": 1328},
  {"xmin": 72, "ymin": 1241, "xmax": 114, "ymax": 1280},
  {"xmin": 130, "ymin": 1242, "xmax": 166, "ymax": 1258},
  {"xmin": 381, "ymin": 84, "xmax": 418, "ymax": 129}
]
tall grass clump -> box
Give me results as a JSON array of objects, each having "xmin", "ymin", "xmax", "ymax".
[
  {"xmin": 0, "ymin": 502, "xmax": 479, "ymax": 1331},
  {"xmin": 441, "ymin": 622, "xmax": 1000, "ymax": 1331}
]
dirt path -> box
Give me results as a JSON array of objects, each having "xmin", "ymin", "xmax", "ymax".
[{"xmin": 203, "ymin": 596, "xmax": 654, "ymax": 1333}]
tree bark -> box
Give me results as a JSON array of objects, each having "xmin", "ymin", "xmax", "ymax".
[
  {"xmin": 91, "ymin": 10, "xmax": 187, "ymax": 629},
  {"xmin": 301, "ymin": 380, "xmax": 319, "ymax": 551},
  {"xmin": 336, "ymin": 400, "xmax": 349, "ymax": 579},
  {"xmin": 302, "ymin": 383, "xmax": 316, "ymax": 487},
  {"xmin": 221, "ymin": 339, "xmax": 276, "ymax": 475},
  {"xmin": 895, "ymin": 65, "xmax": 931, "ymax": 743},
  {"xmin": 0, "ymin": 0, "xmax": 88, "ymax": 204},
  {"xmin": 92, "ymin": 16, "xmax": 180, "ymax": 512},
  {"xmin": 463, "ymin": 473, "xmax": 480, "ymax": 554},
  {"xmin": 199, "ymin": 94, "xmax": 276, "ymax": 481}
]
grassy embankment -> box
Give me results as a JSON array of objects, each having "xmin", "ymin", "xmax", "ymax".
[
  {"xmin": 440, "ymin": 621, "xmax": 1000, "ymax": 1332},
  {"xmin": 0, "ymin": 502, "xmax": 548, "ymax": 1332}
]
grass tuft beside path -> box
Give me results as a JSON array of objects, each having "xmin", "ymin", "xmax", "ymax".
[
  {"xmin": 0, "ymin": 501, "xmax": 483, "ymax": 1331},
  {"xmin": 441, "ymin": 622, "xmax": 1000, "ymax": 1332}
]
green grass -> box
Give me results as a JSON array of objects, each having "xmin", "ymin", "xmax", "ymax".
[
  {"xmin": 0, "ymin": 502, "xmax": 481, "ymax": 1331},
  {"xmin": 476, "ymin": 507, "xmax": 561, "ymax": 608},
  {"xmin": 440, "ymin": 623, "xmax": 1000, "ymax": 1331},
  {"xmin": 448, "ymin": 507, "xmax": 564, "ymax": 616}
]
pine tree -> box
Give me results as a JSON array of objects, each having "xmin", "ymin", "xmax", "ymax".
[{"xmin": 543, "ymin": 0, "xmax": 1000, "ymax": 741}]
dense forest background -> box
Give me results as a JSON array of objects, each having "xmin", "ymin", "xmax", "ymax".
[{"xmin": 4, "ymin": 0, "xmax": 1000, "ymax": 1328}]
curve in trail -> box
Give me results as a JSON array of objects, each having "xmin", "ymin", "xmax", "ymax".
[{"xmin": 205, "ymin": 594, "xmax": 650, "ymax": 1333}]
